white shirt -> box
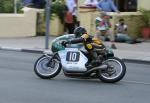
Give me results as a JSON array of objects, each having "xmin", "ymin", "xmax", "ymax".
[
  {"xmin": 66, "ymin": 0, "xmax": 77, "ymax": 16},
  {"xmin": 115, "ymin": 23, "xmax": 127, "ymax": 33},
  {"xmin": 84, "ymin": 0, "xmax": 98, "ymax": 6}
]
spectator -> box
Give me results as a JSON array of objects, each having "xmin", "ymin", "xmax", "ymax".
[
  {"xmin": 83, "ymin": 0, "xmax": 98, "ymax": 7},
  {"xmin": 95, "ymin": 12, "xmax": 112, "ymax": 41},
  {"xmin": 114, "ymin": 18, "xmax": 141, "ymax": 44},
  {"xmin": 114, "ymin": 19, "xmax": 129, "ymax": 42},
  {"xmin": 65, "ymin": 0, "xmax": 77, "ymax": 34},
  {"xmin": 96, "ymin": 0, "xmax": 119, "ymax": 49},
  {"xmin": 95, "ymin": 12, "xmax": 117, "ymax": 49},
  {"xmin": 64, "ymin": 6, "xmax": 74, "ymax": 34},
  {"xmin": 96, "ymin": 0, "xmax": 120, "ymax": 13}
]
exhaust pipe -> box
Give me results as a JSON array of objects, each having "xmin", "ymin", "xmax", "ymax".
[{"xmin": 86, "ymin": 65, "xmax": 108, "ymax": 74}]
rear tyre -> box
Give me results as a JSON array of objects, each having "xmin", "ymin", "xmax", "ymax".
[
  {"xmin": 34, "ymin": 55, "xmax": 61, "ymax": 79},
  {"xmin": 98, "ymin": 57, "xmax": 126, "ymax": 83}
]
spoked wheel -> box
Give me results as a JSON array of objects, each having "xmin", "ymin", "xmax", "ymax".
[
  {"xmin": 34, "ymin": 55, "xmax": 61, "ymax": 79},
  {"xmin": 98, "ymin": 57, "xmax": 126, "ymax": 83}
]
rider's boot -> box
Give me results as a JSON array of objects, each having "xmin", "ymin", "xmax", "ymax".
[
  {"xmin": 91, "ymin": 60, "xmax": 100, "ymax": 66},
  {"xmin": 91, "ymin": 59, "xmax": 107, "ymax": 70}
]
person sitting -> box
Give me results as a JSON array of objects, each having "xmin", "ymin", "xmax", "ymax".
[
  {"xmin": 95, "ymin": 12, "xmax": 112, "ymax": 41},
  {"xmin": 62, "ymin": 27, "xmax": 106, "ymax": 68},
  {"xmin": 94, "ymin": 12, "xmax": 117, "ymax": 49},
  {"xmin": 114, "ymin": 18, "xmax": 141, "ymax": 44},
  {"xmin": 83, "ymin": 0, "xmax": 98, "ymax": 7}
]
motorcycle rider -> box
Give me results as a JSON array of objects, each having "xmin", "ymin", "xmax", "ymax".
[{"xmin": 62, "ymin": 26, "xmax": 106, "ymax": 68}]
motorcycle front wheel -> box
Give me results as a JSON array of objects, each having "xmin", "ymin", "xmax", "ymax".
[
  {"xmin": 98, "ymin": 57, "xmax": 126, "ymax": 83},
  {"xmin": 34, "ymin": 55, "xmax": 61, "ymax": 79}
]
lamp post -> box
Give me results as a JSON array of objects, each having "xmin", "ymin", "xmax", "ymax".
[
  {"xmin": 45, "ymin": 0, "xmax": 51, "ymax": 49},
  {"xmin": 14, "ymin": 0, "xmax": 17, "ymax": 13}
]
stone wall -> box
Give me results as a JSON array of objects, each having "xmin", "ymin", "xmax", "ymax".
[{"xmin": 0, "ymin": 7, "xmax": 37, "ymax": 38}]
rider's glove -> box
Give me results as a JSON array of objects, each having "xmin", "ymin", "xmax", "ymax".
[{"xmin": 61, "ymin": 41, "xmax": 68, "ymax": 47}]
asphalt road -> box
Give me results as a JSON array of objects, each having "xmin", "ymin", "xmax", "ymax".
[{"xmin": 0, "ymin": 50, "xmax": 150, "ymax": 103}]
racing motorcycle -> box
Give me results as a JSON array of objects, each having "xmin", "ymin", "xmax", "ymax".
[{"xmin": 34, "ymin": 41, "xmax": 126, "ymax": 83}]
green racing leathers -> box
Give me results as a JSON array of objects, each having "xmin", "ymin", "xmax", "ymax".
[{"xmin": 51, "ymin": 34, "xmax": 83, "ymax": 52}]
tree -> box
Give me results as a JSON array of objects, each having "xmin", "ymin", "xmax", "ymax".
[{"xmin": 0, "ymin": 0, "xmax": 14, "ymax": 13}]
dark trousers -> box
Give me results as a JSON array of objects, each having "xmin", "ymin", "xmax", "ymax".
[
  {"xmin": 64, "ymin": 23, "xmax": 75, "ymax": 34},
  {"xmin": 64, "ymin": 15, "xmax": 79, "ymax": 34}
]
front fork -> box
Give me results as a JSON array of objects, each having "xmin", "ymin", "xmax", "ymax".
[{"xmin": 45, "ymin": 53, "xmax": 58, "ymax": 68}]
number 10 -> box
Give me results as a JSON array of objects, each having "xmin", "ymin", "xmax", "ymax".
[{"xmin": 69, "ymin": 52, "xmax": 77, "ymax": 61}]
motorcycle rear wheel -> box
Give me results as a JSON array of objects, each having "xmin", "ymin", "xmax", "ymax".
[
  {"xmin": 34, "ymin": 55, "xmax": 61, "ymax": 79},
  {"xmin": 98, "ymin": 57, "xmax": 126, "ymax": 83}
]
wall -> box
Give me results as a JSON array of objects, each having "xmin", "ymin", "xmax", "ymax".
[
  {"xmin": 36, "ymin": 13, "xmax": 65, "ymax": 36},
  {"xmin": 50, "ymin": 15, "xmax": 64, "ymax": 36},
  {"xmin": 0, "ymin": 7, "xmax": 37, "ymax": 38},
  {"xmin": 78, "ymin": 7, "xmax": 98, "ymax": 34},
  {"xmin": 138, "ymin": 0, "xmax": 150, "ymax": 10}
]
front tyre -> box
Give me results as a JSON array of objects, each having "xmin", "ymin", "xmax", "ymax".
[
  {"xmin": 34, "ymin": 55, "xmax": 61, "ymax": 79},
  {"xmin": 98, "ymin": 57, "xmax": 126, "ymax": 83}
]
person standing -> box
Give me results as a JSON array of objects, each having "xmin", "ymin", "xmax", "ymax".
[
  {"xmin": 65, "ymin": 0, "xmax": 77, "ymax": 34},
  {"xmin": 64, "ymin": 5, "xmax": 74, "ymax": 34},
  {"xmin": 96, "ymin": 0, "xmax": 120, "ymax": 12}
]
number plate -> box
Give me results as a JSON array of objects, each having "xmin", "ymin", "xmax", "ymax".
[{"xmin": 66, "ymin": 51, "xmax": 80, "ymax": 62}]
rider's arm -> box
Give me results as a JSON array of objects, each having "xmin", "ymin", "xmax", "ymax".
[
  {"xmin": 67, "ymin": 33, "xmax": 89, "ymax": 44},
  {"xmin": 67, "ymin": 37, "xmax": 84, "ymax": 44}
]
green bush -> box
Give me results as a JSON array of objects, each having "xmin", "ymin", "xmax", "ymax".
[
  {"xmin": 51, "ymin": 0, "xmax": 66, "ymax": 24},
  {"xmin": 139, "ymin": 9, "xmax": 150, "ymax": 27},
  {"xmin": 0, "ymin": 0, "xmax": 23, "ymax": 13},
  {"xmin": 36, "ymin": 0, "xmax": 67, "ymax": 35},
  {"xmin": 0, "ymin": 0, "xmax": 14, "ymax": 13}
]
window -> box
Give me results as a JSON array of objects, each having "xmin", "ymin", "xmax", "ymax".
[{"xmin": 114, "ymin": 0, "xmax": 137, "ymax": 12}]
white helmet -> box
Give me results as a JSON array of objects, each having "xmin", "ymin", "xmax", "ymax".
[{"xmin": 95, "ymin": 17, "xmax": 102, "ymax": 21}]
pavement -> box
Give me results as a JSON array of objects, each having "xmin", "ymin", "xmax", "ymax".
[{"xmin": 0, "ymin": 35, "xmax": 150, "ymax": 63}]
